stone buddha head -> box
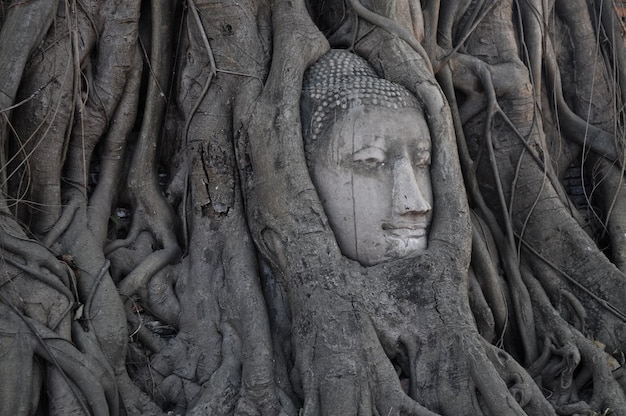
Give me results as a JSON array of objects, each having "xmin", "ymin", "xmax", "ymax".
[{"xmin": 301, "ymin": 50, "xmax": 433, "ymax": 266}]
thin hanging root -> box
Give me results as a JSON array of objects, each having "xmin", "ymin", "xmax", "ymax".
[
  {"xmin": 395, "ymin": 394, "xmax": 440, "ymax": 416},
  {"xmin": 597, "ymin": 0, "xmax": 626, "ymax": 108},
  {"xmin": 517, "ymin": 0, "xmax": 545, "ymax": 107},
  {"xmin": 446, "ymin": 51, "xmax": 572, "ymax": 212},
  {"xmin": 482, "ymin": 340, "xmax": 557, "ymax": 414},
  {"xmin": 527, "ymin": 336, "xmax": 553, "ymax": 377},
  {"xmin": 440, "ymin": 64, "xmax": 519, "ymax": 349},
  {"xmin": 103, "ymin": 219, "xmax": 142, "ymax": 255},
  {"xmin": 84, "ymin": 259, "xmax": 110, "ymax": 322},
  {"xmin": 185, "ymin": 0, "xmax": 217, "ymax": 129},
  {"xmin": 508, "ymin": 149, "xmax": 533, "ymax": 259},
  {"xmin": 0, "ymin": 298, "xmax": 110, "ymax": 416},
  {"xmin": 398, "ymin": 334, "xmax": 420, "ymax": 400},
  {"xmin": 2, "ymin": 255, "xmax": 73, "ymax": 302},
  {"xmin": 523, "ymin": 272, "xmax": 626, "ymax": 413},
  {"xmin": 419, "ymin": 0, "xmax": 439, "ymax": 56},
  {"xmin": 181, "ymin": 0, "xmax": 218, "ymax": 249},
  {"xmin": 559, "ymin": 289, "xmax": 587, "ymax": 331},
  {"xmin": 346, "ymin": 0, "xmax": 433, "ymax": 73},
  {"xmin": 89, "ymin": 50, "xmax": 143, "ymax": 243},
  {"xmin": 543, "ymin": 35, "xmax": 621, "ymax": 164},
  {"xmin": 472, "ymin": 367, "xmax": 527, "ymax": 415},
  {"xmin": 124, "ymin": 299, "xmax": 165, "ymax": 353},
  {"xmin": 473, "ymin": 75, "xmax": 533, "ymax": 341},
  {"xmin": 0, "ymin": 223, "xmax": 73, "ymax": 295},
  {"xmin": 519, "ymin": 237, "xmax": 626, "ymax": 323},
  {"xmin": 116, "ymin": 0, "xmax": 180, "ymax": 295},
  {"xmin": 36, "ymin": 339, "xmax": 115, "ymax": 416},
  {"xmin": 470, "ymin": 217, "xmax": 508, "ymax": 334},
  {"xmin": 42, "ymin": 197, "xmax": 80, "ymax": 247},
  {"xmin": 116, "ymin": 246, "xmax": 179, "ymax": 297},
  {"xmin": 464, "ymin": 339, "xmax": 529, "ymax": 415},
  {"xmin": 479, "ymin": 66, "xmax": 538, "ymax": 364},
  {"xmin": 0, "ymin": 221, "xmax": 77, "ymax": 333},
  {"xmin": 437, "ymin": 65, "xmax": 480, "ymax": 196},
  {"xmin": 437, "ymin": 1, "xmax": 498, "ymax": 70}
]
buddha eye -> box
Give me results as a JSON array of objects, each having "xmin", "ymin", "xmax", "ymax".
[
  {"xmin": 351, "ymin": 147, "xmax": 387, "ymax": 170},
  {"xmin": 353, "ymin": 157, "xmax": 385, "ymax": 169}
]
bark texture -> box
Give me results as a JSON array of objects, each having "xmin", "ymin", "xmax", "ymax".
[{"xmin": 1, "ymin": 0, "xmax": 626, "ymax": 415}]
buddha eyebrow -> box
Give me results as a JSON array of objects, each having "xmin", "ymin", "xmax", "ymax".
[{"xmin": 353, "ymin": 144, "xmax": 386, "ymax": 154}]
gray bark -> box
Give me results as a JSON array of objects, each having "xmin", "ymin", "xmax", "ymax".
[{"xmin": 1, "ymin": 0, "xmax": 625, "ymax": 414}]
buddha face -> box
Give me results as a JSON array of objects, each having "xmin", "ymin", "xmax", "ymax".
[{"xmin": 309, "ymin": 106, "xmax": 433, "ymax": 266}]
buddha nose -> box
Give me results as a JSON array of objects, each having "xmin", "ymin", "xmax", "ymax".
[{"xmin": 392, "ymin": 160, "xmax": 431, "ymax": 216}]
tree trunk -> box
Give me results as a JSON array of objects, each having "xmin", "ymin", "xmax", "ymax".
[{"xmin": 1, "ymin": 0, "xmax": 626, "ymax": 414}]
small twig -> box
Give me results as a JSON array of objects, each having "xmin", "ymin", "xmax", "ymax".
[
  {"xmin": 216, "ymin": 68, "xmax": 262, "ymax": 80},
  {"xmin": 127, "ymin": 297, "xmax": 143, "ymax": 340}
]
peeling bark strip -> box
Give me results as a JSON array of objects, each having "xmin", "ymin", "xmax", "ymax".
[{"xmin": 1, "ymin": 0, "xmax": 626, "ymax": 414}]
